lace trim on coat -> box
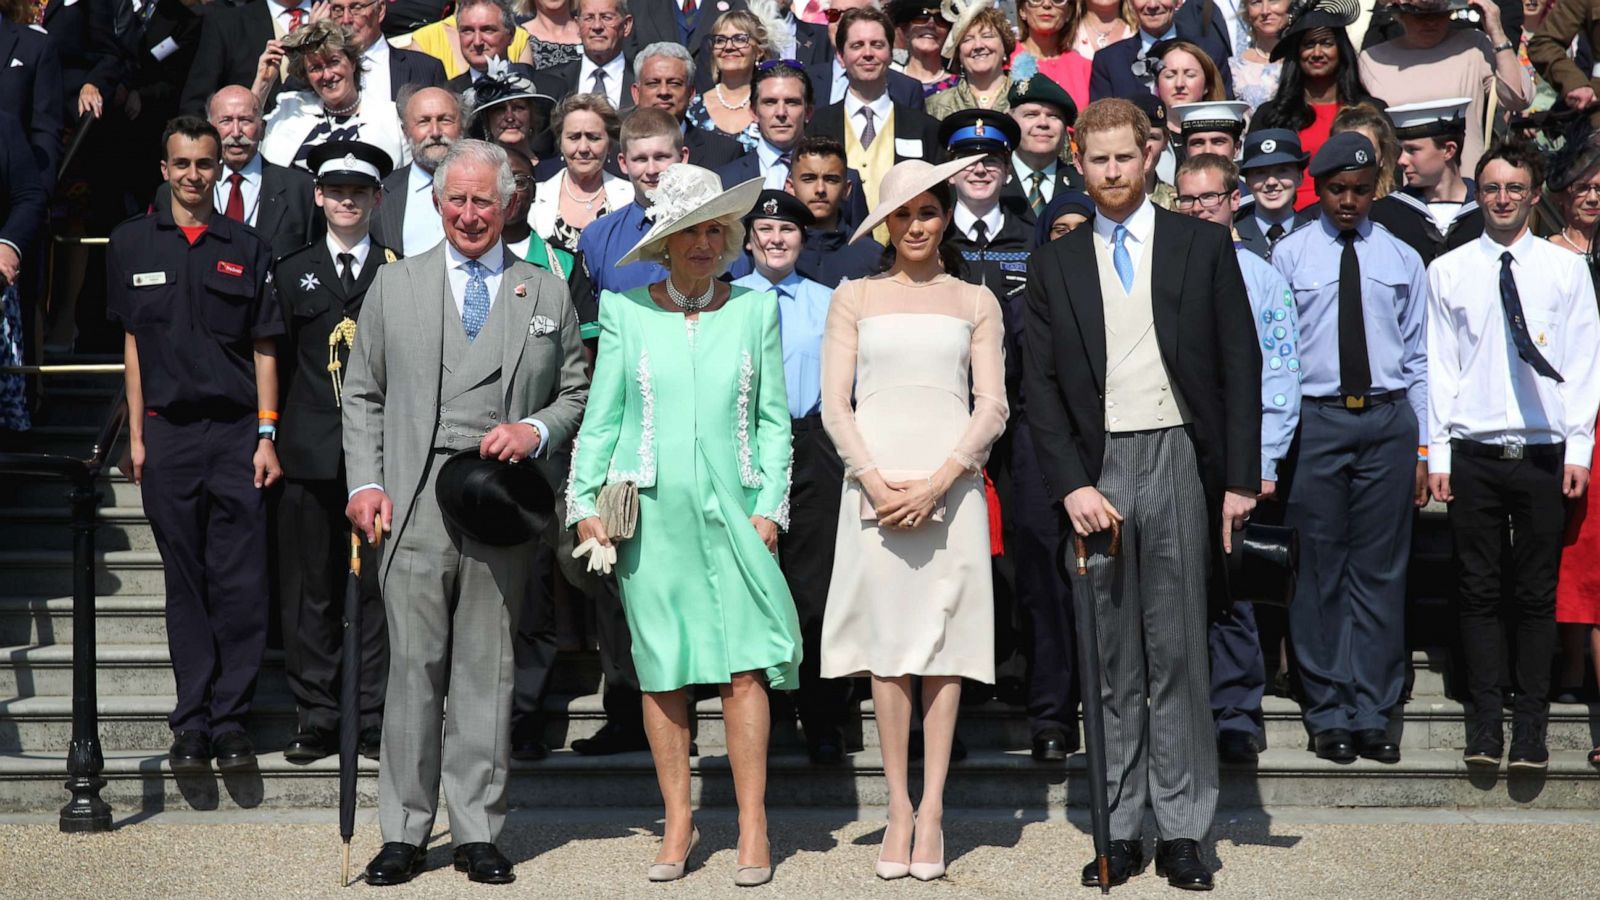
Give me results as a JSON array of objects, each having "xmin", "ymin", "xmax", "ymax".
[
  {"xmin": 605, "ymin": 349, "xmax": 657, "ymax": 486},
  {"xmin": 735, "ymin": 350, "xmax": 763, "ymax": 489}
]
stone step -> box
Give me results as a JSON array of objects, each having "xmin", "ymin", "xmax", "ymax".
[
  {"xmin": 0, "ymin": 550, "xmax": 166, "ymax": 595},
  {"xmin": 0, "ymin": 644, "xmax": 285, "ymax": 697},
  {"xmin": 1, "ymin": 474, "xmax": 144, "ymax": 507},
  {"xmin": 2, "ymin": 747, "xmax": 1596, "ymax": 814},
  {"xmin": 0, "ymin": 595, "xmax": 169, "ymax": 644},
  {"xmin": 0, "ymin": 507, "xmax": 157, "ymax": 552},
  {"xmin": 31, "ymin": 386, "xmax": 123, "ymax": 427},
  {"xmin": 0, "ymin": 694, "xmax": 299, "ymax": 753}
]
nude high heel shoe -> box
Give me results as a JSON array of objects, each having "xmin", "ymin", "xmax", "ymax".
[
  {"xmin": 875, "ymin": 813, "xmax": 912, "ymax": 879},
  {"xmin": 647, "ymin": 826, "xmax": 700, "ymax": 882},
  {"xmin": 909, "ymin": 825, "xmax": 946, "ymax": 881},
  {"xmin": 734, "ymin": 834, "xmax": 773, "ymax": 887}
]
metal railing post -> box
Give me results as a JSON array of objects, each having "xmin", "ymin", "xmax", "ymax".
[{"xmin": 58, "ymin": 469, "xmax": 111, "ymax": 833}]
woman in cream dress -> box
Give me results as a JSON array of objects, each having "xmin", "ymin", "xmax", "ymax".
[{"xmin": 820, "ymin": 156, "xmax": 1008, "ymax": 882}]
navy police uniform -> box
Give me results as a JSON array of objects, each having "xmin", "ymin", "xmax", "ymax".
[
  {"xmin": 274, "ymin": 142, "xmax": 397, "ymax": 753},
  {"xmin": 107, "ymin": 203, "xmax": 281, "ymax": 741}
]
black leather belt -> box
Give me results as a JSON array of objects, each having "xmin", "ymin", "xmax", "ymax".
[
  {"xmin": 1451, "ymin": 438, "xmax": 1565, "ymax": 461},
  {"xmin": 1307, "ymin": 388, "xmax": 1407, "ymax": 411}
]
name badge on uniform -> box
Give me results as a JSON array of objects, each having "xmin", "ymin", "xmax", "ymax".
[
  {"xmin": 132, "ymin": 271, "xmax": 166, "ymax": 287},
  {"xmin": 217, "ymin": 260, "xmax": 245, "ymax": 277},
  {"xmin": 895, "ymin": 138, "xmax": 924, "ymax": 159}
]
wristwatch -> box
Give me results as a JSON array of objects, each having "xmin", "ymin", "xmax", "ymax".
[{"xmin": 1492, "ymin": 40, "xmax": 1515, "ymax": 53}]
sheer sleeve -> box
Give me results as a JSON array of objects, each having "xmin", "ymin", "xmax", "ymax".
[
  {"xmin": 950, "ymin": 284, "xmax": 1010, "ymax": 472},
  {"xmin": 820, "ymin": 279, "xmax": 877, "ymax": 478}
]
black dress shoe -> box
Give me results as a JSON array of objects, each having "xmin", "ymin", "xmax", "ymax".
[
  {"xmin": 1463, "ymin": 720, "xmax": 1503, "ymax": 767},
  {"xmin": 1509, "ymin": 716, "xmax": 1550, "ymax": 770},
  {"xmin": 284, "ymin": 728, "xmax": 335, "ymax": 764},
  {"xmin": 359, "ymin": 725, "xmax": 382, "ymax": 761},
  {"xmin": 1080, "ymin": 838, "xmax": 1144, "ymax": 887},
  {"xmin": 1354, "ymin": 728, "xmax": 1400, "ymax": 764},
  {"xmin": 1155, "ymin": 838, "xmax": 1214, "ymax": 890},
  {"xmin": 1311, "ymin": 729, "xmax": 1356, "ymax": 763},
  {"xmin": 454, "ymin": 842, "xmax": 515, "ymax": 884},
  {"xmin": 1217, "ymin": 731, "xmax": 1260, "ymax": 765},
  {"xmin": 169, "ymin": 730, "xmax": 211, "ymax": 769},
  {"xmin": 1032, "ymin": 728, "xmax": 1073, "ymax": 762},
  {"xmin": 808, "ymin": 736, "xmax": 845, "ymax": 765},
  {"xmin": 510, "ymin": 717, "xmax": 549, "ymax": 761},
  {"xmin": 366, "ymin": 842, "xmax": 425, "ymax": 886},
  {"xmin": 570, "ymin": 722, "xmax": 648, "ymax": 756},
  {"xmin": 212, "ymin": 730, "xmax": 256, "ymax": 768}
]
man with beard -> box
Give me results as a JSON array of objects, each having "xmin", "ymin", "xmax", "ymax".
[
  {"xmin": 155, "ymin": 86, "xmax": 317, "ymax": 260},
  {"xmin": 1271, "ymin": 132, "xmax": 1430, "ymax": 766},
  {"xmin": 109, "ymin": 115, "xmax": 283, "ymax": 772},
  {"xmin": 371, "ymin": 86, "xmax": 462, "ymax": 256},
  {"xmin": 1023, "ymin": 98, "xmax": 1259, "ymax": 890}
]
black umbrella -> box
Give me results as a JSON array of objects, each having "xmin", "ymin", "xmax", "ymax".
[
  {"xmin": 1058, "ymin": 523, "xmax": 1122, "ymax": 894},
  {"xmin": 340, "ymin": 530, "xmax": 375, "ymax": 887}
]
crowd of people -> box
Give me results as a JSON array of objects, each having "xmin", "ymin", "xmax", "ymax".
[{"xmin": 7, "ymin": 0, "xmax": 1600, "ymax": 891}]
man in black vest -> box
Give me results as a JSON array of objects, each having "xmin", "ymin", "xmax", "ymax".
[{"xmin": 274, "ymin": 140, "xmax": 399, "ymax": 762}]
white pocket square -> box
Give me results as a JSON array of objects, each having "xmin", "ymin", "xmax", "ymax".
[
  {"xmin": 9, "ymin": 59, "xmax": 23, "ymax": 68},
  {"xmin": 529, "ymin": 315, "xmax": 558, "ymax": 337}
]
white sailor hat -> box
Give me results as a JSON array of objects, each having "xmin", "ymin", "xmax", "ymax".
[
  {"xmin": 1387, "ymin": 97, "xmax": 1472, "ymax": 139},
  {"xmin": 306, "ymin": 140, "xmax": 394, "ymax": 187},
  {"xmin": 1174, "ymin": 101, "xmax": 1251, "ymax": 136}
]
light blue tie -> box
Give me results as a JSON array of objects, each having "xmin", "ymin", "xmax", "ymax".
[
  {"xmin": 461, "ymin": 259, "xmax": 490, "ymax": 341},
  {"xmin": 1112, "ymin": 224, "xmax": 1134, "ymax": 293}
]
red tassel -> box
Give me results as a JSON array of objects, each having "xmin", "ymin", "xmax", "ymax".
[{"xmin": 984, "ymin": 470, "xmax": 1004, "ymax": 557}]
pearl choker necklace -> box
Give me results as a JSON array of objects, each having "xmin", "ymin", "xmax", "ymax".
[{"xmin": 666, "ymin": 276, "xmax": 714, "ymax": 311}]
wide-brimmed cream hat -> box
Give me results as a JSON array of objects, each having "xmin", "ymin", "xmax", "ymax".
[
  {"xmin": 941, "ymin": 0, "xmax": 998, "ymax": 59},
  {"xmin": 850, "ymin": 155, "xmax": 986, "ymax": 245},
  {"xmin": 619, "ymin": 165, "xmax": 765, "ymax": 268}
]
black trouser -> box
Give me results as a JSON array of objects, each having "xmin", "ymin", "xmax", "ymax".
[
  {"xmin": 277, "ymin": 477, "xmax": 388, "ymax": 733},
  {"xmin": 1446, "ymin": 442, "xmax": 1565, "ymax": 726},
  {"xmin": 142, "ymin": 410, "xmax": 268, "ymax": 736},
  {"xmin": 512, "ymin": 545, "xmax": 557, "ymax": 724},
  {"xmin": 777, "ymin": 416, "xmax": 852, "ymax": 746},
  {"xmin": 594, "ymin": 576, "xmax": 644, "ymax": 734}
]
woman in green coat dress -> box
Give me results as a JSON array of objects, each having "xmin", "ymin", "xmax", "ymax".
[{"xmin": 566, "ymin": 165, "xmax": 801, "ymax": 888}]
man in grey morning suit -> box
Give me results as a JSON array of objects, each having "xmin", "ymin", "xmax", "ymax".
[
  {"xmin": 341, "ymin": 140, "xmax": 589, "ymax": 886},
  {"xmin": 1024, "ymin": 99, "xmax": 1261, "ymax": 892}
]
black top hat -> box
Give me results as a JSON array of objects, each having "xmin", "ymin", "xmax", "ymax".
[
  {"xmin": 1224, "ymin": 523, "xmax": 1299, "ymax": 607},
  {"xmin": 434, "ymin": 450, "xmax": 556, "ymax": 547}
]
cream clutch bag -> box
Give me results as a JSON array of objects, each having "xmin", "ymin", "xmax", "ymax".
[{"xmin": 597, "ymin": 480, "xmax": 638, "ymax": 541}]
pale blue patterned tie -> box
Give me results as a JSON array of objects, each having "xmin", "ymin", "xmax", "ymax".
[
  {"xmin": 1112, "ymin": 224, "xmax": 1134, "ymax": 294},
  {"xmin": 462, "ymin": 259, "xmax": 490, "ymax": 341}
]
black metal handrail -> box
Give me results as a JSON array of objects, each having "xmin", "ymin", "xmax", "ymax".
[{"xmin": 0, "ymin": 381, "xmax": 127, "ymax": 833}]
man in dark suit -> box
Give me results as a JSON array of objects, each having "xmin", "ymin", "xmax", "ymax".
[
  {"xmin": 39, "ymin": 0, "xmax": 123, "ymax": 123},
  {"xmin": 715, "ymin": 59, "xmax": 811, "ymax": 188},
  {"xmin": 1001, "ymin": 73, "xmax": 1083, "ymax": 225},
  {"xmin": 0, "ymin": 109, "xmax": 47, "ymax": 292},
  {"xmin": 1023, "ymin": 97, "xmax": 1259, "ymax": 891},
  {"xmin": 180, "ymin": 0, "xmax": 312, "ymax": 116},
  {"xmin": 809, "ymin": 6, "xmax": 940, "ymax": 196},
  {"xmin": 274, "ymin": 140, "xmax": 397, "ymax": 764},
  {"xmin": 0, "ymin": 14, "xmax": 65, "ymax": 184},
  {"xmin": 157, "ymin": 85, "xmax": 318, "ymax": 260},
  {"xmin": 630, "ymin": 41, "xmax": 742, "ymax": 171},
  {"xmin": 542, "ymin": 0, "xmax": 636, "ymax": 113},
  {"xmin": 806, "ymin": 0, "xmax": 925, "ymax": 108},
  {"xmin": 1088, "ymin": 0, "xmax": 1234, "ymax": 102},
  {"xmin": 371, "ymin": 86, "xmax": 462, "ymax": 256},
  {"xmin": 117, "ymin": 0, "xmax": 207, "ymax": 208}
]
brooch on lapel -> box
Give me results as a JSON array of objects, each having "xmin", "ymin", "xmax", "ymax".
[
  {"xmin": 514, "ymin": 282, "xmax": 528, "ymax": 298},
  {"xmin": 299, "ymin": 272, "xmax": 321, "ymax": 292},
  {"xmin": 529, "ymin": 315, "xmax": 558, "ymax": 337}
]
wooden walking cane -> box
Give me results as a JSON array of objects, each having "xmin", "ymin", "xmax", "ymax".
[
  {"xmin": 340, "ymin": 523, "xmax": 382, "ymax": 887},
  {"xmin": 1067, "ymin": 521, "xmax": 1122, "ymax": 894}
]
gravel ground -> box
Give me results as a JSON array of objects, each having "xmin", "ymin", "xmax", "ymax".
[{"xmin": 1, "ymin": 809, "xmax": 1596, "ymax": 899}]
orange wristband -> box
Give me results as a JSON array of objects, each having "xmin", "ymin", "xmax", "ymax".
[{"xmin": 258, "ymin": 410, "xmax": 279, "ymax": 422}]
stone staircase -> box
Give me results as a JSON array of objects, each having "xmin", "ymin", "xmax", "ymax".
[{"xmin": 2, "ymin": 373, "xmax": 1598, "ymax": 816}]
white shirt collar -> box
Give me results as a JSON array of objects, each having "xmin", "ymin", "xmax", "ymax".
[
  {"xmin": 326, "ymin": 233, "xmax": 373, "ymax": 268},
  {"xmin": 446, "ymin": 239, "xmax": 506, "ymax": 275},
  {"xmin": 409, "ymin": 163, "xmax": 434, "ymax": 194},
  {"xmin": 1479, "ymin": 228, "xmax": 1536, "ymax": 265},
  {"xmin": 844, "ymin": 90, "xmax": 892, "ymax": 128},
  {"xmin": 363, "ymin": 36, "xmax": 390, "ymax": 63},
  {"xmin": 228, "ymin": 152, "xmax": 264, "ymax": 183},
  {"xmin": 1092, "ymin": 197, "xmax": 1155, "ymax": 245},
  {"xmin": 953, "ymin": 202, "xmax": 1003, "ymax": 240},
  {"xmin": 580, "ymin": 51, "xmax": 626, "ymax": 79}
]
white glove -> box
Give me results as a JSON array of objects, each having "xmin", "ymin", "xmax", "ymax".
[{"xmin": 572, "ymin": 537, "xmax": 617, "ymax": 575}]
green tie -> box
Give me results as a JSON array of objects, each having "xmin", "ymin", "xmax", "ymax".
[{"xmin": 1027, "ymin": 172, "xmax": 1046, "ymax": 218}]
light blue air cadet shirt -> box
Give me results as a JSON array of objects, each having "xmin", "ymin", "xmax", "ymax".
[
  {"xmin": 734, "ymin": 269, "xmax": 832, "ymax": 420},
  {"xmin": 1270, "ymin": 215, "xmax": 1430, "ymax": 442},
  {"xmin": 1236, "ymin": 245, "xmax": 1300, "ymax": 481}
]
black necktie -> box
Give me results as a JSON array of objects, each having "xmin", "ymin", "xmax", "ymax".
[
  {"xmin": 1266, "ymin": 222, "xmax": 1285, "ymax": 244},
  {"xmin": 972, "ymin": 219, "xmax": 989, "ymax": 249},
  {"xmin": 1499, "ymin": 251, "xmax": 1564, "ymax": 382},
  {"xmin": 338, "ymin": 252, "xmax": 355, "ymax": 294},
  {"xmin": 1338, "ymin": 230, "xmax": 1371, "ymax": 398}
]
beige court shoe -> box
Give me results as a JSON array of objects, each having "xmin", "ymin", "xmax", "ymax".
[{"xmin": 646, "ymin": 826, "xmax": 700, "ymax": 883}]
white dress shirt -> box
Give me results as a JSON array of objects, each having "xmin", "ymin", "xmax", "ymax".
[
  {"xmin": 953, "ymin": 201, "xmax": 1003, "ymax": 243},
  {"xmin": 1091, "ymin": 197, "xmax": 1155, "ymax": 270},
  {"xmin": 1427, "ymin": 231, "xmax": 1600, "ymax": 473},
  {"xmin": 578, "ymin": 52, "xmax": 626, "ymax": 109},
  {"xmin": 444, "ymin": 239, "xmax": 506, "ymax": 318},
  {"xmin": 327, "ymin": 232, "xmax": 372, "ymax": 280},
  {"xmin": 756, "ymin": 138, "xmax": 794, "ymax": 190},
  {"xmin": 362, "ymin": 36, "xmax": 393, "ymax": 103},
  {"xmin": 843, "ymin": 90, "xmax": 892, "ymax": 144},
  {"xmin": 403, "ymin": 163, "xmax": 445, "ymax": 256},
  {"xmin": 214, "ymin": 153, "xmax": 264, "ymax": 226}
]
